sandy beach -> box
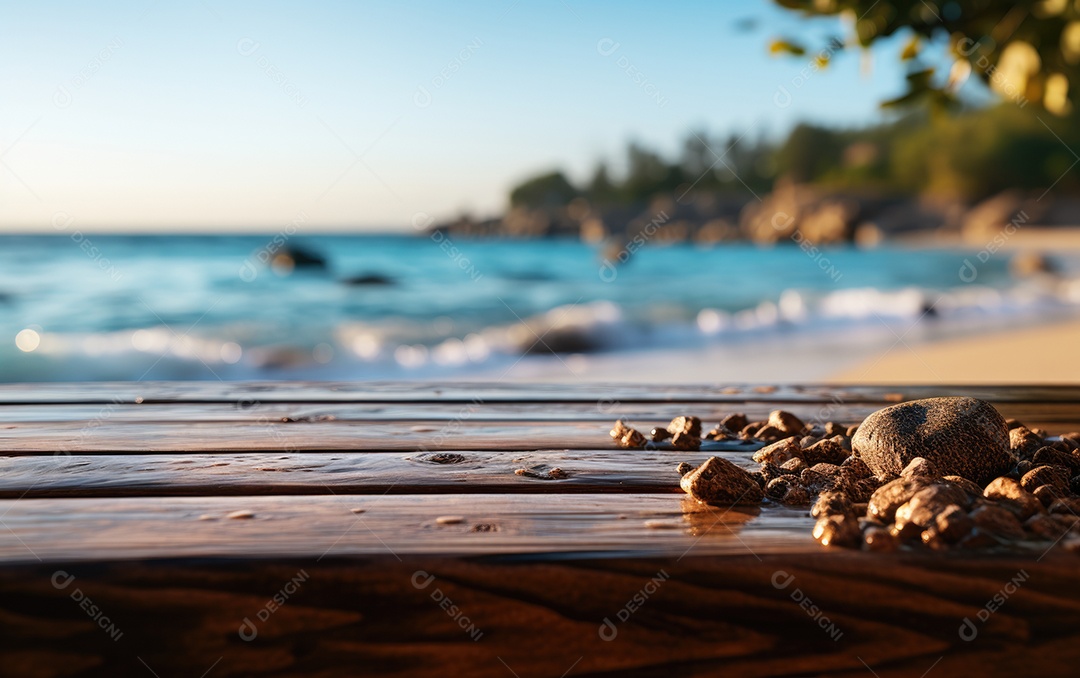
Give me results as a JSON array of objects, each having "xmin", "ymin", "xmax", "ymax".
[
  {"xmin": 831, "ymin": 317, "xmax": 1080, "ymax": 384},
  {"xmin": 467, "ymin": 315, "xmax": 1080, "ymax": 385}
]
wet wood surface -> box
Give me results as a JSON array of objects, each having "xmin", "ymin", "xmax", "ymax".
[
  {"xmin": 0, "ymin": 450, "xmax": 754, "ymax": 498},
  {"xmin": 1, "ymin": 382, "xmax": 1079, "ymax": 677}
]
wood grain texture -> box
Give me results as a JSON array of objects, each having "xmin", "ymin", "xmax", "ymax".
[
  {"xmin": 3, "ymin": 382, "xmax": 1080, "ymax": 677},
  {"xmin": 1, "ymin": 553, "xmax": 1078, "ymax": 677},
  {"xmin": 0, "ymin": 450, "xmax": 756, "ymax": 498},
  {"xmin": 2, "ymin": 405, "xmax": 1076, "ymax": 455},
  {"xmin": 0, "ymin": 420, "xmax": 617, "ymax": 452},
  {"xmin": 0, "ymin": 400, "xmax": 867, "ymax": 424},
  {"xmin": 4, "ymin": 381, "xmax": 1080, "ymax": 404},
  {"xmin": 4, "ymin": 400, "xmax": 1079, "ymax": 428},
  {"xmin": 0, "ymin": 493, "xmax": 807, "ymax": 563}
]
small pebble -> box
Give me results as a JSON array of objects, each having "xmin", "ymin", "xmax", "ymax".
[
  {"xmin": 802, "ymin": 439, "xmax": 848, "ymax": 466},
  {"xmin": 1021, "ymin": 465, "xmax": 1071, "ymax": 493},
  {"xmin": 1011, "ymin": 427, "xmax": 1044, "ymax": 459},
  {"xmin": 619, "ymin": 406, "xmax": 1080, "ymax": 554},
  {"xmin": 651, "ymin": 427, "xmax": 672, "ymax": 443},
  {"xmin": 767, "ymin": 410, "xmax": 805, "ymax": 436},
  {"xmin": 705, "ymin": 428, "xmax": 731, "ymax": 441},
  {"xmin": 226, "ymin": 510, "xmax": 255, "ymax": 520},
  {"xmin": 780, "ymin": 457, "xmax": 808, "ymax": 474},
  {"xmin": 894, "ymin": 485, "xmax": 970, "ymax": 532},
  {"xmin": 1033, "ymin": 484, "xmax": 1060, "ymax": 507},
  {"xmin": 667, "ymin": 415, "xmax": 702, "ymax": 439},
  {"xmin": 983, "ymin": 477, "xmax": 1042, "ymax": 520},
  {"xmin": 1033, "ymin": 446, "xmax": 1080, "ymax": 473},
  {"xmin": 920, "ymin": 526, "xmax": 950, "ymax": 551},
  {"xmin": 813, "ymin": 514, "xmax": 861, "ymax": 548},
  {"xmin": 753, "ymin": 438, "xmax": 801, "ymax": 465},
  {"xmin": 900, "ymin": 457, "xmax": 937, "ymax": 479},
  {"xmin": 436, "ymin": 515, "xmax": 465, "ymax": 525},
  {"xmin": 832, "ymin": 434, "xmax": 853, "ymax": 453},
  {"xmin": 720, "ymin": 413, "xmax": 749, "ymax": 432},
  {"xmin": 867, "ymin": 477, "xmax": 929, "ymax": 522},
  {"xmin": 863, "ymin": 526, "xmax": 898, "ymax": 551},
  {"xmin": 739, "ymin": 422, "xmax": 762, "ymax": 439},
  {"xmin": 350, "ymin": 508, "xmax": 366, "ymax": 514},
  {"xmin": 780, "ymin": 485, "xmax": 811, "ymax": 506},
  {"xmin": 759, "ymin": 461, "xmax": 794, "ymax": 485},
  {"xmin": 800, "ymin": 463, "xmax": 843, "ymax": 493},
  {"xmin": 753, "ymin": 424, "xmax": 786, "ymax": 441},
  {"xmin": 840, "ymin": 456, "xmax": 873, "ymax": 479},
  {"xmin": 942, "ymin": 475, "xmax": 983, "ymax": 499},
  {"xmin": 1050, "ymin": 440, "xmax": 1075, "ymax": 454},
  {"xmin": 765, "ymin": 476, "xmax": 796, "ymax": 501},
  {"xmin": 889, "ymin": 519, "xmax": 924, "ymax": 543},
  {"xmin": 811, "ymin": 490, "xmax": 853, "ymax": 519},
  {"xmin": 680, "ymin": 456, "xmax": 764, "ymax": 506},
  {"xmin": 934, "ymin": 504, "xmax": 974, "ymax": 543},
  {"xmin": 970, "ymin": 505, "xmax": 1025, "ymax": 540},
  {"xmin": 670, "ymin": 431, "xmax": 701, "ymax": 451},
  {"xmin": 610, "ymin": 419, "xmax": 646, "ymax": 449}
]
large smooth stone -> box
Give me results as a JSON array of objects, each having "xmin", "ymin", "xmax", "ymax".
[{"xmin": 852, "ymin": 397, "xmax": 1012, "ymax": 484}]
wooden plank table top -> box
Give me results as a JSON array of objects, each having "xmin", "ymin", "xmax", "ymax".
[{"xmin": 2, "ymin": 382, "xmax": 1079, "ymax": 677}]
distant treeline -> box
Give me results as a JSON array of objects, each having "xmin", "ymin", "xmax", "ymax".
[{"xmin": 509, "ymin": 105, "xmax": 1080, "ymax": 209}]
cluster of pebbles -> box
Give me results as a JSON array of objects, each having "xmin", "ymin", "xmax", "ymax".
[{"xmin": 611, "ymin": 396, "xmax": 1080, "ymax": 552}]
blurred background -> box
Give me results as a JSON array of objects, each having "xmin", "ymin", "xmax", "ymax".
[{"xmin": 2, "ymin": 0, "xmax": 1079, "ymax": 384}]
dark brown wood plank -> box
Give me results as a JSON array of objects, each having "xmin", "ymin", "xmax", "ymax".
[
  {"xmin": 3, "ymin": 403, "xmax": 1077, "ymax": 453},
  {"xmin": 0, "ymin": 400, "xmax": 861, "ymax": 424},
  {"xmin": 5, "ymin": 381, "xmax": 1080, "ymax": 405},
  {"xmin": 1, "ymin": 553, "xmax": 1078, "ymax": 676},
  {"xmin": 0, "ymin": 420, "xmax": 615, "ymax": 452},
  {"xmin": 0, "ymin": 450, "xmax": 749, "ymax": 498},
  {"xmin": 2, "ymin": 400, "xmax": 1078, "ymax": 431},
  {"xmin": 0, "ymin": 493, "xmax": 809, "ymax": 562}
]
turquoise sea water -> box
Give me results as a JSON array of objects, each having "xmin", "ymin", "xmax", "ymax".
[{"xmin": 1, "ymin": 234, "xmax": 1077, "ymax": 381}]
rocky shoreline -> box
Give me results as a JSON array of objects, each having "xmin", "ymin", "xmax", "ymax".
[
  {"xmin": 432, "ymin": 184, "xmax": 1080, "ymax": 251},
  {"xmin": 611, "ymin": 397, "xmax": 1080, "ymax": 552}
]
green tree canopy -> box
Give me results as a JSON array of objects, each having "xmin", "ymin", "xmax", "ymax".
[
  {"xmin": 772, "ymin": 0, "xmax": 1080, "ymax": 114},
  {"xmin": 509, "ymin": 171, "xmax": 579, "ymax": 209}
]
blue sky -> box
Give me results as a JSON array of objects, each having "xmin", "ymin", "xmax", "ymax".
[{"xmin": 0, "ymin": 0, "xmax": 922, "ymax": 231}]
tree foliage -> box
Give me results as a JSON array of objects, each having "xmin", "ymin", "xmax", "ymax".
[
  {"xmin": 508, "ymin": 171, "xmax": 579, "ymax": 209},
  {"xmin": 508, "ymin": 104, "xmax": 1080, "ymax": 208},
  {"xmin": 772, "ymin": 0, "xmax": 1080, "ymax": 114}
]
